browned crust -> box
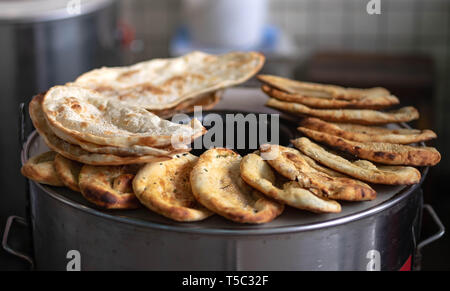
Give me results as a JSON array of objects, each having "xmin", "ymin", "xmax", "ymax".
[
  {"xmin": 265, "ymin": 98, "xmax": 419, "ymax": 125},
  {"xmin": 292, "ymin": 137, "xmax": 422, "ymax": 185},
  {"xmin": 299, "ymin": 117, "xmax": 437, "ymax": 144},
  {"xmin": 21, "ymin": 151, "xmax": 64, "ymax": 186},
  {"xmin": 190, "ymin": 148, "xmax": 284, "ymax": 224},
  {"xmin": 79, "ymin": 165, "xmax": 141, "ymax": 209},
  {"xmin": 260, "ymin": 145, "xmax": 376, "ymax": 201},
  {"xmin": 53, "ymin": 154, "xmax": 82, "ymax": 192},
  {"xmin": 262, "ymin": 85, "xmax": 399, "ymax": 109},
  {"xmin": 299, "ymin": 127, "xmax": 441, "ymax": 166}
]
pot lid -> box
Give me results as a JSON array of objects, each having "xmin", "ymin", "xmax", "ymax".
[{"xmin": 0, "ymin": 0, "xmax": 116, "ymax": 23}]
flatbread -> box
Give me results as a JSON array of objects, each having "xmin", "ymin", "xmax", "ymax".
[
  {"xmin": 266, "ymin": 98, "xmax": 419, "ymax": 125},
  {"xmin": 299, "ymin": 117, "xmax": 437, "ymax": 144},
  {"xmin": 240, "ymin": 153, "xmax": 341, "ymax": 213},
  {"xmin": 74, "ymin": 51, "xmax": 265, "ymax": 110},
  {"xmin": 258, "ymin": 75, "xmax": 394, "ymax": 101},
  {"xmin": 79, "ymin": 164, "xmax": 142, "ymax": 209},
  {"xmin": 261, "ymin": 85, "xmax": 399, "ymax": 109},
  {"xmin": 53, "ymin": 154, "xmax": 82, "ymax": 192},
  {"xmin": 150, "ymin": 90, "xmax": 223, "ymax": 119},
  {"xmin": 190, "ymin": 148, "xmax": 284, "ymax": 224},
  {"xmin": 42, "ymin": 85, "xmax": 206, "ymax": 148},
  {"xmin": 298, "ymin": 127, "xmax": 441, "ymax": 166},
  {"xmin": 133, "ymin": 153, "xmax": 213, "ymax": 222},
  {"xmin": 260, "ymin": 145, "xmax": 376, "ymax": 201},
  {"xmin": 29, "ymin": 94, "xmax": 171, "ymax": 165},
  {"xmin": 292, "ymin": 137, "xmax": 422, "ymax": 185},
  {"xmin": 21, "ymin": 151, "xmax": 64, "ymax": 187}
]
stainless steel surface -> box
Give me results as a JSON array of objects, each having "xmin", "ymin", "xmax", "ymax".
[
  {"xmin": 2, "ymin": 216, "xmax": 34, "ymax": 269},
  {"xmin": 0, "ymin": 0, "xmax": 115, "ymax": 23},
  {"xmin": 0, "ymin": 0, "xmax": 120, "ymax": 247}
]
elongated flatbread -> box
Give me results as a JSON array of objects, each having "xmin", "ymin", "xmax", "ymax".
[
  {"xmin": 262, "ymin": 85, "xmax": 399, "ymax": 109},
  {"xmin": 258, "ymin": 74, "xmax": 393, "ymax": 101},
  {"xmin": 240, "ymin": 153, "xmax": 341, "ymax": 213},
  {"xmin": 75, "ymin": 51, "xmax": 265, "ymax": 110},
  {"xmin": 21, "ymin": 151, "xmax": 64, "ymax": 186},
  {"xmin": 42, "ymin": 85, "xmax": 206, "ymax": 148},
  {"xmin": 54, "ymin": 154, "xmax": 82, "ymax": 192},
  {"xmin": 79, "ymin": 164, "xmax": 142, "ymax": 209},
  {"xmin": 260, "ymin": 144, "xmax": 376, "ymax": 201},
  {"xmin": 266, "ymin": 98, "xmax": 419, "ymax": 125},
  {"xmin": 190, "ymin": 148, "xmax": 284, "ymax": 224},
  {"xmin": 298, "ymin": 127, "xmax": 441, "ymax": 166},
  {"xmin": 299, "ymin": 117, "xmax": 437, "ymax": 144},
  {"xmin": 133, "ymin": 153, "xmax": 213, "ymax": 222},
  {"xmin": 29, "ymin": 94, "xmax": 171, "ymax": 165},
  {"xmin": 292, "ymin": 137, "xmax": 421, "ymax": 185}
]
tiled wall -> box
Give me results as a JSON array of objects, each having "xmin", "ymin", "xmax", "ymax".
[{"xmin": 120, "ymin": 0, "xmax": 450, "ymax": 170}]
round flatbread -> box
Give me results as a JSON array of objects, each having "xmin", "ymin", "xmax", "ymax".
[
  {"xmin": 54, "ymin": 154, "xmax": 83, "ymax": 192},
  {"xmin": 21, "ymin": 151, "xmax": 64, "ymax": 187},
  {"xmin": 240, "ymin": 153, "xmax": 341, "ymax": 213},
  {"xmin": 190, "ymin": 148, "xmax": 284, "ymax": 224},
  {"xmin": 133, "ymin": 153, "xmax": 213, "ymax": 222},
  {"xmin": 29, "ymin": 94, "xmax": 171, "ymax": 165},
  {"xmin": 260, "ymin": 144, "xmax": 376, "ymax": 201},
  {"xmin": 75, "ymin": 51, "xmax": 264, "ymax": 110},
  {"xmin": 79, "ymin": 164, "xmax": 142, "ymax": 209},
  {"xmin": 42, "ymin": 85, "xmax": 206, "ymax": 148}
]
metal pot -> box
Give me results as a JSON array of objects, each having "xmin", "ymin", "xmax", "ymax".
[
  {"xmin": 0, "ymin": 0, "xmax": 121, "ymax": 247},
  {"xmin": 4, "ymin": 102, "xmax": 445, "ymax": 270}
]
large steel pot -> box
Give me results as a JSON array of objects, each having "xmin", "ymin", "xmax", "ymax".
[
  {"xmin": 3, "ymin": 89, "xmax": 445, "ymax": 271},
  {"xmin": 0, "ymin": 0, "xmax": 121, "ymax": 246}
]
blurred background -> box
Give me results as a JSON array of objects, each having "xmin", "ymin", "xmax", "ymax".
[{"xmin": 0, "ymin": 0, "xmax": 449, "ymax": 270}]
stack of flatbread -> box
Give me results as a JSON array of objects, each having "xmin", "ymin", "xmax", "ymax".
[
  {"xmin": 21, "ymin": 51, "xmax": 265, "ymax": 211},
  {"xmin": 259, "ymin": 74, "xmax": 441, "ymax": 186}
]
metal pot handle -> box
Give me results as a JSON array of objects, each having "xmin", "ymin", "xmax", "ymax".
[
  {"xmin": 417, "ymin": 204, "xmax": 445, "ymax": 251},
  {"xmin": 2, "ymin": 216, "xmax": 34, "ymax": 269}
]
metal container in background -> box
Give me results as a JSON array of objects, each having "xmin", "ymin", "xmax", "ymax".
[{"xmin": 0, "ymin": 0, "xmax": 121, "ymax": 255}]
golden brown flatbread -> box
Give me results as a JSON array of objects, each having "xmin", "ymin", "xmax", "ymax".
[
  {"xmin": 298, "ymin": 127, "xmax": 441, "ymax": 166},
  {"xmin": 21, "ymin": 151, "xmax": 64, "ymax": 187},
  {"xmin": 133, "ymin": 153, "xmax": 213, "ymax": 222},
  {"xmin": 258, "ymin": 75, "xmax": 395, "ymax": 101},
  {"xmin": 299, "ymin": 117, "xmax": 437, "ymax": 144},
  {"xmin": 29, "ymin": 94, "xmax": 171, "ymax": 165},
  {"xmin": 262, "ymin": 85, "xmax": 399, "ymax": 109},
  {"xmin": 260, "ymin": 144, "xmax": 376, "ymax": 201},
  {"xmin": 266, "ymin": 98, "xmax": 419, "ymax": 125},
  {"xmin": 190, "ymin": 148, "xmax": 284, "ymax": 224},
  {"xmin": 292, "ymin": 137, "xmax": 422, "ymax": 185},
  {"xmin": 53, "ymin": 154, "xmax": 82, "ymax": 192},
  {"xmin": 240, "ymin": 153, "xmax": 341, "ymax": 213},
  {"xmin": 79, "ymin": 164, "xmax": 142, "ymax": 209}
]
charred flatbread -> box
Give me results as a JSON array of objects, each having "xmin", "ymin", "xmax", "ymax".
[
  {"xmin": 75, "ymin": 51, "xmax": 264, "ymax": 110},
  {"xmin": 29, "ymin": 94, "xmax": 171, "ymax": 165},
  {"xmin": 240, "ymin": 153, "xmax": 341, "ymax": 213},
  {"xmin": 21, "ymin": 151, "xmax": 64, "ymax": 187},
  {"xmin": 260, "ymin": 144, "xmax": 376, "ymax": 201},
  {"xmin": 133, "ymin": 153, "xmax": 213, "ymax": 222},
  {"xmin": 190, "ymin": 148, "xmax": 284, "ymax": 224},
  {"xmin": 298, "ymin": 127, "xmax": 441, "ymax": 166},
  {"xmin": 53, "ymin": 154, "xmax": 82, "ymax": 192},
  {"xmin": 299, "ymin": 117, "xmax": 437, "ymax": 144},
  {"xmin": 79, "ymin": 164, "xmax": 142, "ymax": 209},
  {"xmin": 266, "ymin": 98, "xmax": 419, "ymax": 125},
  {"xmin": 292, "ymin": 137, "xmax": 422, "ymax": 185},
  {"xmin": 262, "ymin": 84, "xmax": 399, "ymax": 109}
]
